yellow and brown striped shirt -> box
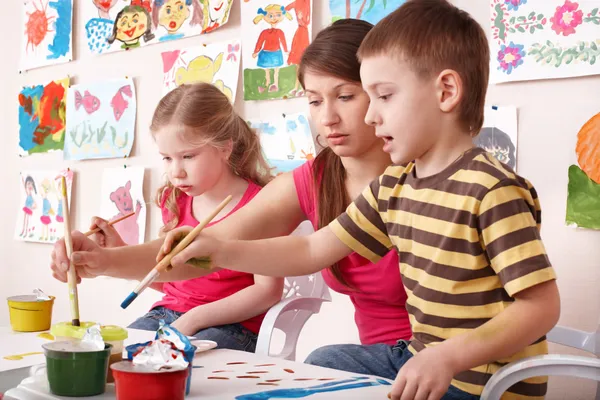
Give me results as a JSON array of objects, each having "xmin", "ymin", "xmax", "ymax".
[{"xmin": 329, "ymin": 147, "xmax": 556, "ymax": 399}]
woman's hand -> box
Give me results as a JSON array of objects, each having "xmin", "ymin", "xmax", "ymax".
[
  {"xmin": 158, "ymin": 231, "xmax": 222, "ymax": 270},
  {"xmin": 89, "ymin": 217, "xmax": 127, "ymax": 248},
  {"xmin": 50, "ymin": 232, "xmax": 111, "ymax": 282},
  {"xmin": 156, "ymin": 226, "xmax": 194, "ymax": 262}
]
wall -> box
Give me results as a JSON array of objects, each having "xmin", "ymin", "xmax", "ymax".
[{"xmin": 1, "ymin": 1, "xmax": 599, "ymax": 398}]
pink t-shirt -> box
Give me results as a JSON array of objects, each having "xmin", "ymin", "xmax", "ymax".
[
  {"xmin": 152, "ymin": 182, "xmax": 265, "ymax": 334},
  {"xmin": 293, "ymin": 161, "xmax": 411, "ymax": 345}
]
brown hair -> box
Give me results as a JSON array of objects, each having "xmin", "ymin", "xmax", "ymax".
[
  {"xmin": 297, "ymin": 19, "xmax": 374, "ymax": 288},
  {"xmin": 357, "ymin": 0, "xmax": 490, "ymax": 135},
  {"xmin": 151, "ymin": 83, "xmax": 273, "ymax": 232}
]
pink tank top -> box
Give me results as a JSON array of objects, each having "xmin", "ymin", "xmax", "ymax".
[
  {"xmin": 152, "ymin": 182, "xmax": 265, "ymax": 334},
  {"xmin": 293, "ymin": 160, "xmax": 411, "ymax": 345}
]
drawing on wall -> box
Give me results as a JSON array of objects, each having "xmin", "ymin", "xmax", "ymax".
[
  {"xmin": 475, "ymin": 105, "xmax": 518, "ymax": 170},
  {"xmin": 249, "ymin": 112, "xmax": 315, "ymax": 174},
  {"xmin": 83, "ymin": 0, "xmax": 234, "ymax": 56},
  {"xmin": 329, "ymin": 0, "xmax": 405, "ymax": 24},
  {"xmin": 64, "ymin": 78, "xmax": 136, "ymax": 160},
  {"xmin": 18, "ymin": 78, "xmax": 69, "ymax": 157},
  {"xmin": 20, "ymin": 0, "xmax": 73, "ymax": 72},
  {"xmin": 490, "ymin": 0, "xmax": 600, "ymax": 84},
  {"xmin": 15, "ymin": 169, "xmax": 74, "ymax": 244},
  {"xmin": 100, "ymin": 167, "xmax": 146, "ymax": 245},
  {"xmin": 161, "ymin": 39, "xmax": 241, "ymax": 102},
  {"xmin": 566, "ymin": 112, "xmax": 600, "ymax": 230},
  {"xmin": 242, "ymin": 0, "xmax": 313, "ymax": 101}
]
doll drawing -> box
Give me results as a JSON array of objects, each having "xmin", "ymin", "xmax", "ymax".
[
  {"xmin": 285, "ymin": 0, "xmax": 310, "ymax": 96},
  {"xmin": 473, "ymin": 127, "xmax": 517, "ymax": 169},
  {"xmin": 174, "ymin": 52, "xmax": 233, "ymax": 101},
  {"xmin": 20, "ymin": 175, "xmax": 38, "ymax": 238},
  {"xmin": 109, "ymin": 180, "xmax": 143, "ymax": 245},
  {"xmin": 202, "ymin": 0, "xmax": 233, "ymax": 33},
  {"xmin": 39, "ymin": 178, "xmax": 56, "ymax": 242},
  {"xmin": 108, "ymin": 4, "xmax": 155, "ymax": 50},
  {"xmin": 153, "ymin": 0, "xmax": 203, "ymax": 42}
]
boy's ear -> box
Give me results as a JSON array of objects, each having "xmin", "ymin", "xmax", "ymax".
[{"xmin": 435, "ymin": 69, "xmax": 462, "ymax": 114}]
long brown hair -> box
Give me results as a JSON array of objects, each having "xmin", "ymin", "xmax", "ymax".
[
  {"xmin": 298, "ymin": 19, "xmax": 374, "ymax": 287},
  {"xmin": 151, "ymin": 83, "xmax": 273, "ymax": 232}
]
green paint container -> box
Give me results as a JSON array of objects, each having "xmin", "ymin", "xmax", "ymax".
[{"xmin": 42, "ymin": 341, "xmax": 112, "ymax": 397}]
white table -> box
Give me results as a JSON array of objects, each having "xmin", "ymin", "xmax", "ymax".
[{"xmin": 3, "ymin": 330, "xmax": 393, "ymax": 399}]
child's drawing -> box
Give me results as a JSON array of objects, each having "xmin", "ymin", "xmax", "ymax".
[
  {"xmin": 249, "ymin": 112, "xmax": 315, "ymax": 174},
  {"xmin": 490, "ymin": 0, "xmax": 600, "ymax": 83},
  {"xmin": 18, "ymin": 78, "xmax": 69, "ymax": 157},
  {"xmin": 83, "ymin": 0, "xmax": 233, "ymax": 56},
  {"xmin": 161, "ymin": 39, "xmax": 241, "ymax": 102},
  {"xmin": 475, "ymin": 105, "xmax": 518, "ymax": 170},
  {"xmin": 64, "ymin": 78, "xmax": 136, "ymax": 161},
  {"xmin": 242, "ymin": 0, "xmax": 313, "ymax": 101},
  {"xmin": 15, "ymin": 169, "xmax": 74, "ymax": 244},
  {"xmin": 329, "ymin": 0, "xmax": 405, "ymax": 24},
  {"xmin": 20, "ymin": 0, "xmax": 73, "ymax": 72},
  {"xmin": 100, "ymin": 167, "xmax": 146, "ymax": 245}
]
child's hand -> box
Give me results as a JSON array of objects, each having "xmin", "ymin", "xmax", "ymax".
[
  {"xmin": 252, "ymin": 52, "xmax": 258, "ymax": 58},
  {"xmin": 50, "ymin": 232, "xmax": 109, "ymax": 283},
  {"xmin": 157, "ymin": 226, "xmax": 194, "ymax": 262},
  {"xmin": 89, "ymin": 217, "xmax": 126, "ymax": 248},
  {"xmin": 389, "ymin": 347, "xmax": 455, "ymax": 400},
  {"xmin": 169, "ymin": 233, "xmax": 222, "ymax": 269}
]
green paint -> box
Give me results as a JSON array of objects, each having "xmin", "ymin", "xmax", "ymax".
[
  {"xmin": 529, "ymin": 41, "xmax": 600, "ymax": 67},
  {"xmin": 493, "ymin": 3, "xmax": 507, "ymax": 41},
  {"xmin": 171, "ymin": 236, "xmax": 212, "ymax": 270},
  {"xmin": 243, "ymin": 66, "xmax": 298, "ymax": 101},
  {"xmin": 566, "ymin": 165, "xmax": 600, "ymax": 230}
]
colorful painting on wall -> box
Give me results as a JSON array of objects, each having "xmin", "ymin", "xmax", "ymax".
[
  {"xmin": 475, "ymin": 105, "xmax": 518, "ymax": 170},
  {"xmin": 18, "ymin": 78, "xmax": 69, "ymax": 157},
  {"xmin": 241, "ymin": 0, "xmax": 312, "ymax": 101},
  {"xmin": 566, "ymin": 112, "xmax": 600, "ymax": 230},
  {"xmin": 248, "ymin": 112, "xmax": 315, "ymax": 174},
  {"xmin": 490, "ymin": 0, "xmax": 600, "ymax": 84},
  {"xmin": 20, "ymin": 0, "xmax": 73, "ymax": 72},
  {"xmin": 161, "ymin": 39, "xmax": 241, "ymax": 102},
  {"xmin": 83, "ymin": 0, "xmax": 234, "ymax": 56},
  {"xmin": 329, "ymin": 0, "xmax": 405, "ymax": 24},
  {"xmin": 100, "ymin": 167, "xmax": 146, "ymax": 245},
  {"xmin": 64, "ymin": 78, "xmax": 136, "ymax": 161},
  {"xmin": 15, "ymin": 169, "xmax": 74, "ymax": 244}
]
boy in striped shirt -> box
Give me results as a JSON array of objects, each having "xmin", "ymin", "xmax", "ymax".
[{"xmin": 168, "ymin": 1, "xmax": 561, "ymax": 398}]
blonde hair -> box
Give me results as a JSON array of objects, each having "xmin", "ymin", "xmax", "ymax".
[
  {"xmin": 253, "ymin": 5, "xmax": 293, "ymax": 24},
  {"xmin": 151, "ymin": 83, "xmax": 274, "ymax": 232}
]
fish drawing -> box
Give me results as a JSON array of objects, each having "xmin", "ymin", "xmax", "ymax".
[
  {"xmin": 75, "ymin": 91, "xmax": 101, "ymax": 114},
  {"xmin": 111, "ymin": 85, "xmax": 133, "ymax": 122}
]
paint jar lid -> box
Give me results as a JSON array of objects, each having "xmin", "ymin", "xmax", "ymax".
[
  {"xmin": 7, "ymin": 295, "xmax": 52, "ymax": 303},
  {"xmin": 51, "ymin": 322, "xmax": 128, "ymax": 341},
  {"xmin": 43, "ymin": 340, "xmax": 112, "ymax": 354},
  {"xmin": 110, "ymin": 360, "xmax": 188, "ymax": 374}
]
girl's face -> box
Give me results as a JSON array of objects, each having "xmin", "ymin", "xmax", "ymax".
[
  {"xmin": 115, "ymin": 9, "xmax": 149, "ymax": 43},
  {"xmin": 154, "ymin": 124, "xmax": 231, "ymax": 197},
  {"xmin": 25, "ymin": 181, "xmax": 33, "ymax": 194},
  {"xmin": 159, "ymin": 0, "xmax": 191, "ymax": 33},
  {"xmin": 303, "ymin": 70, "xmax": 384, "ymax": 159},
  {"xmin": 264, "ymin": 8, "xmax": 284, "ymax": 24},
  {"xmin": 93, "ymin": 0, "xmax": 118, "ymax": 13}
]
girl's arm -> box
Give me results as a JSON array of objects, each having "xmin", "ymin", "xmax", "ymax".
[
  {"xmin": 254, "ymin": 30, "xmax": 266, "ymax": 54},
  {"xmin": 171, "ymin": 275, "xmax": 284, "ymax": 335},
  {"xmin": 278, "ymin": 30, "xmax": 288, "ymax": 52}
]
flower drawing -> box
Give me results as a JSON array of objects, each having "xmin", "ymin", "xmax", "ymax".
[
  {"xmin": 504, "ymin": 0, "xmax": 527, "ymax": 11},
  {"xmin": 497, "ymin": 42, "xmax": 526, "ymax": 74},
  {"xmin": 550, "ymin": 0, "xmax": 584, "ymax": 36}
]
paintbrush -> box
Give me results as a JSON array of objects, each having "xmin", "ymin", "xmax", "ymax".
[
  {"xmin": 120, "ymin": 195, "xmax": 232, "ymax": 309},
  {"xmin": 60, "ymin": 176, "xmax": 81, "ymax": 327},
  {"xmin": 83, "ymin": 211, "xmax": 136, "ymax": 237}
]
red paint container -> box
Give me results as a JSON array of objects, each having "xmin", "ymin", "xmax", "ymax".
[{"xmin": 111, "ymin": 361, "xmax": 189, "ymax": 400}]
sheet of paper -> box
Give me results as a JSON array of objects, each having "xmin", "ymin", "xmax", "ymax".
[
  {"xmin": 18, "ymin": 77, "xmax": 69, "ymax": 157},
  {"xmin": 329, "ymin": 0, "xmax": 405, "ymax": 24},
  {"xmin": 490, "ymin": 0, "xmax": 600, "ymax": 83},
  {"xmin": 162, "ymin": 39, "xmax": 241, "ymax": 102},
  {"xmin": 100, "ymin": 167, "xmax": 146, "ymax": 245},
  {"xmin": 241, "ymin": 0, "xmax": 313, "ymax": 101},
  {"xmin": 14, "ymin": 169, "xmax": 73, "ymax": 244},
  {"xmin": 64, "ymin": 78, "xmax": 136, "ymax": 160},
  {"xmin": 475, "ymin": 105, "xmax": 518, "ymax": 170},
  {"xmin": 20, "ymin": 0, "xmax": 73, "ymax": 72}
]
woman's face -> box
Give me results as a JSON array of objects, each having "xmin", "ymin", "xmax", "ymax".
[
  {"xmin": 115, "ymin": 9, "xmax": 149, "ymax": 43},
  {"xmin": 303, "ymin": 70, "xmax": 383, "ymax": 158},
  {"xmin": 159, "ymin": 0, "xmax": 191, "ymax": 33}
]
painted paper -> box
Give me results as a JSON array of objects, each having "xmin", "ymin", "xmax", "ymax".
[
  {"xmin": 490, "ymin": 0, "xmax": 600, "ymax": 84},
  {"xmin": 475, "ymin": 105, "xmax": 518, "ymax": 170},
  {"xmin": 15, "ymin": 169, "xmax": 73, "ymax": 244},
  {"xmin": 242, "ymin": 0, "xmax": 312, "ymax": 101},
  {"xmin": 249, "ymin": 112, "xmax": 315, "ymax": 174},
  {"xmin": 329, "ymin": 0, "xmax": 405, "ymax": 24},
  {"xmin": 161, "ymin": 40, "xmax": 241, "ymax": 102},
  {"xmin": 566, "ymin": 112, "xmax": 600, "ymax": 229},
  {"xmin": 18, "ymin": 77, "xmax": 69, "ymax": 157},
  {"xmin": 100, "ymin": 167, "xmax": 146, "ymax": 245},
  {"xmin": 64, "ymin": 78, "xmax": 136, "ymax": 161},
  {"xmin": 83, "ymin": 0, "xmax": 233, "ymax": 57},
  {"xmin": 20, "ymin": 0, "xmax": 73, "ymax": 72}
]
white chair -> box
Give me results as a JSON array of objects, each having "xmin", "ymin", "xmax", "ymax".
[
  {"xmin": 255, "ymin": 273, "xmax": 331, "ymax": 361},
  {"xmin": 482, "ymin": 321, "xmax": 600, "ymax": 399}
]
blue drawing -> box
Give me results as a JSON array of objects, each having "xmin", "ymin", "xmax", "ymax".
[
  {"xmin": 47, "ymin": 0, "xmax": 71, "ymax": 60},
  {"xmin": 235, "ymin": 376, "xmax": 391, "ymax": 399},
  {"xmin": 85, "ymin": 18, "xmax": 114, "ymax": 54},
  {"xmin": 329, "ymin": 0, "xmax": 406, "ymax": 24},
  {"xmin": 159, "ymin": 33, "xmax": 185, "ymax": 42}
]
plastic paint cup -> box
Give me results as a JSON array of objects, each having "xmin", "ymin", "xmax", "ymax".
[
  {"xmin": 7, "ymin": 295, "xmax": 55, "ymax": 332},
  {"xmin": 43, "ymin": 341, "xmax": 112, "ymax": 397},
  {"xmin": 111, "ymin": 361, "xmax": 189, "ymax": 400}
]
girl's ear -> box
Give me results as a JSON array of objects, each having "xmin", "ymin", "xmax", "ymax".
[{"xmin": 222, "ymin": 139, "xmax": 234, "ymax": 161}]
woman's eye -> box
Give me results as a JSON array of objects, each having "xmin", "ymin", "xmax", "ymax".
[
  {"xmin": 162, "ymin": 157, "xmax": 172, "ymax": 161},
  {"xmin": 183, "ymin": 155, "xmax": 195, "ymax": 160},
  {"xmin": 339, "ymin": 95, "xmax": 354, "ymax": 101}
]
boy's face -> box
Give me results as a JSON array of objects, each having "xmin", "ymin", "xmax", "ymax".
[{"xmin": 361, "ymin": 55, "xmax": 441, "ymax": 165}]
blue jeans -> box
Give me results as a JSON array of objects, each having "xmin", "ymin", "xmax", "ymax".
[
  {"xmin": 305, "ymin": 340, "xmax": 480, "ymax": 400},
  {"xmin": 128, "ymin": 306, "xmax": 258, "ymax": 352}
]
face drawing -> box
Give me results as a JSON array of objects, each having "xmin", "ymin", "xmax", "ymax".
[
  {"xmin": 115, "ymin": 9, "xmax": 150, "ymax": 43},
  {"xmin": 264, "ymin": 8, "xmax": 284, "ymax": 25},
  {"xmin": 159, "ymin": 0, "xmax": 190, "ymax": 33},
  {"xmin": 207, "ymin": 0, "xmax": 227, "ymax": 22}
]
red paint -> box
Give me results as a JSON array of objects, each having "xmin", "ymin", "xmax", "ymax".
[
  {"xmin": 25, "ymin": 2, "xmax": 54, "ymax": 51},
  {"xmin": 33, "ymin": 81, "xmax": 66, "ymax": 146},
  {"xmin": 207, "ymin": 377, "xmax": 229, "ymax": 380},
  {"xmin": 227, "ymin": 362, "xmax": 247, "ymax": 365},
  {"xmin": 255, "ymin": 363, "xmax": 275, "ymax": 367},
  {"xmin": 284, "ymin": 369, "xmax": 294, "ymax": 374},
  {"xmin": 237, "ymin": 376, "xmax": 260, "ymax": 379},
  {"xmin": 112, "ymin": 367, "xmax": 188, "ymax": 400},
  {"xmin": 169, "ymin": 21, "xmax": 177, "ymax": 29},
  {"xmin": 246, "ymin": 371, "xmax": 268, "ymax": 374}
]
